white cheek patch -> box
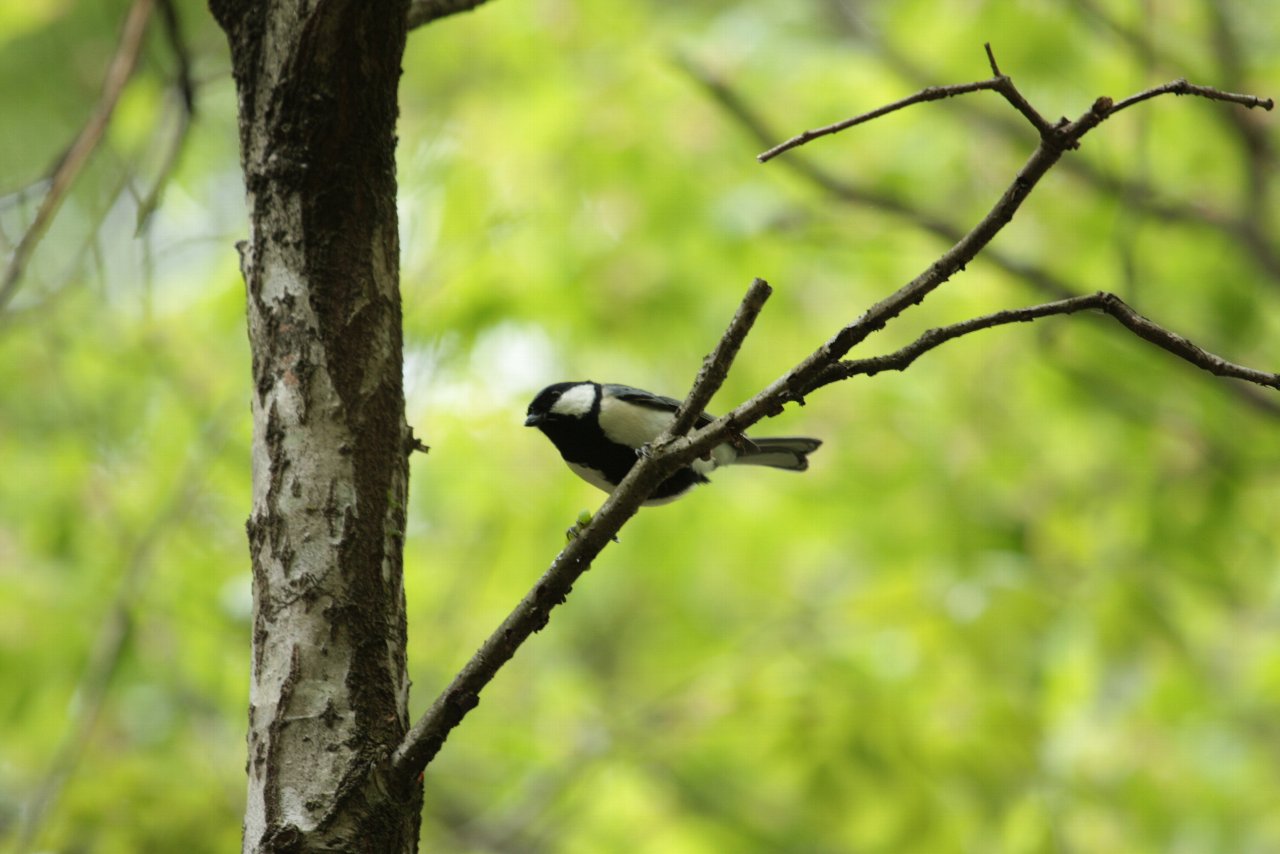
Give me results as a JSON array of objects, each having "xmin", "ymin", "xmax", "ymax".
[
  {"xmin": 550, "ymin": 383, "xmax": 598, "ymax": 417},
  {"xmin": 598, "ymin": 396, "xmax": 676, "ymax": 449}
]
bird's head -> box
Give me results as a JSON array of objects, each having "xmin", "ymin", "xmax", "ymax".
[{"xmin": 524, "ymin": 381, "xmax": 598, "ymax": 430}]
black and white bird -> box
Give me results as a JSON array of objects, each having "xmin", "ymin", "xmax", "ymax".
[{"xmin": 525, "ymin": 381, "xmax": 822, "ymax": 505}]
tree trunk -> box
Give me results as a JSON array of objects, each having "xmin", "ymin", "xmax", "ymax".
[{"xmin": 208, "ymin": 1, "xmax": 420, "ymax": 850}]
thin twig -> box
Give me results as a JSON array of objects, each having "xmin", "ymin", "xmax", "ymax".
[
  {"xmin": 808, "ymin": 292, "xmax": 1280, "ymax": 390},
  {"xmin": 132, "ymin": 0, "xmax": 196, "ymax": 231},
  {"xmin": 668, "ymin": 277, "xmax": 772, "ymax": 437},
  {"xmin": 0, "ymin": 0, "xmax": 156, "ymax": 312},
  {"xmin": 759, "ymin": 54, "xmax": 1273, "ymax": 165},
  {"xmin": 758, "ymin": 76, "xmax": 1004, "ymax": 162},
  {"xmin": 135, "ymin": 92, "xmax": 195, "ymax": 232},
  {"xmin": 984, "ymin": 42, "xmax": 1002, "ymax": 76},
  {"xmin": 156, "ymin": 0, "xmax": 194, "ymax": 113},
  {"xmin": 1109, "ymin": 77, "xmax": 1274, "ymax": 115},
  {"xmin": 759, "ymin": 45, "xmax": 1057, "ymax": 162}
]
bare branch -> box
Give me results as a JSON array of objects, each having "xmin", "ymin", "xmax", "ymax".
[
  {"xmin": 678, "ymin": 55, "xmax": 1075, "ymax": 301},
  {"xmin": 808, "ymin": 292, "xmax": 1280, "ymax": 391},
  {"xmin": 808, "ymin": 26, "xmax": 1280, "ymax": 284},
  {"xmin": 0, "ymin": 0, "xmax": 156, "ymax": 312},
  {"xmin": 759, "ymin": 46, "xmax": 1060, "ymax": 162},
  {"xmin": 759, "ymin": 57, "xmax": 1273, "ymax": 165},
  {"xmin": 131, "ymin": 0, "xmax": 196, "ymax": 230},
  {"xmin": 394, "ymin": 61, "xmax": 1277, "ymax": 787},
  {"xmin": 668, "ymin": 277, "xmax": 772, "ymax": 437},
  {"xmin": 407, "ymin": 0, "xmax": 495, "ymax": 30},
  {"xmin": 390, "ymin": 279, "xmax": 769, "ymax": 788},
  {"xmin": 682, "ymin": 57, "xmax": 1280, "ymax": 420},
  {"xmin": 1109, "ymin": 78, "xmax": 1274, "ymax": 116},
  {"xmin": 664, "ymin": 78, "xmax": 1276, "ymax": 469},
  {"xmin": 983, "ymin": 42, "xmax": 1002, "ymax": 76},
  {"xmin": 157, "ymin": 0, "xmax": 194, "ymax": 113},
  {"xmin": 759, "ymin": 76, "xmax": 1008, "ymax": 162}
]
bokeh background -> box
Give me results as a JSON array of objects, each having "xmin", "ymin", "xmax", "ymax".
[{"xmin": 1, "ymin": 0, "xmax": 1277, "ymax": 851}]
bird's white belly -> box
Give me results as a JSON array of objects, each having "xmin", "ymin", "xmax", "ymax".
[{"xmin": 567, "ymin": 462, "xmax": 618, "ymax": 494}]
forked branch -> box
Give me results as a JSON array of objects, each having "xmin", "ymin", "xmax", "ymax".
[
  {"xmin": 809, "ymin": 292, "xmax": 1280, "ymax": 391},
  {"xmin": 391, "ymin": 49, "xmax": 1275, "ymax": 788},
  {"xmin": 759, "ymin": 44, "xmax": 1273, "ymax": 162}
]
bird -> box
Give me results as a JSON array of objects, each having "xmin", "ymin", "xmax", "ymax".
[{"xmin": 524, "ymin": 381, "xmax": 821, "ymax": 505}]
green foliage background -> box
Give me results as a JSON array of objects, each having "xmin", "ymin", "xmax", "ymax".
[{"xmin": 1, "ymin": 0, "xmax": 1277, "ymax": 851}]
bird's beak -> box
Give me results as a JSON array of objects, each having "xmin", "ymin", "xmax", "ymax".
[{"xmin": 524, "ymin": 413, "xmax": 542, "ymax": 427}]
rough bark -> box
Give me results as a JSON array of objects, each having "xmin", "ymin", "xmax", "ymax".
[{"xmin": 208, "ymin": 0, "xmax": 419, "ymax": 850}]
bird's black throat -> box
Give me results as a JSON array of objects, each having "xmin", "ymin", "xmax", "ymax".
[{"xmin": 534, "ymin": 417, "xmax": 706, "ymax": 501}]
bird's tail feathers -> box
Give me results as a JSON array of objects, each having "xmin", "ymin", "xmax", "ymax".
[{"xmin": 733, "ymin": 437, "xmax": 822, "ymax": 471}]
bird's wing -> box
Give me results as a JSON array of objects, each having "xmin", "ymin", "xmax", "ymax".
[{"xmin": 603, "ymin": 384, "xmax": 715, "ymax": 427}]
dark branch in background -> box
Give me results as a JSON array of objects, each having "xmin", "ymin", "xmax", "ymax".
[
  {"xmin": 0, "ymin": 0, "xmax": 155, "ymax": 313},
  {"xmin": 1201, "ymin": 0, "xmax": 1274, "ymax": 261},
  {"xmin": 0, "ymin": 170, "xmax": 125, "ymax": 331},
  {"xmin": 157, "ymin": 0, "xmax": 193, "ymax": 113},
  {"xmin": 406, "ymin": 0, "xmax": 495, "ymax": 30},
  {"xmin": 390, "ymin": 48, "xmax": 1276, "ymax": 786},
  {"xmin": 134, "ymin": 0, "xmax": 195, "ymax": 230}
]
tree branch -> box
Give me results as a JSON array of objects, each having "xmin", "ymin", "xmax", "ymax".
[
  {"xmin": 680, "ymin": 56, "xmax": 1280, "ymax": 420},
  {"xmin": 806, "ymin": 23, "xmax": 1280, "ymax": 284},
  {"xmin": 0, "ymin": 0, "xmax": 155, "ymax": 313},
  {"xmin": 1108, "ymin": 77, "xmax": 1274, "ymax": 115},
  {"xmin": 677, "ymin": 54, "xmax": 1075, "ymax": 301},
  {"xmin": 807, "ymin": 292, "xmax": 1280, "ymax": 391},
  {"xmin": 759, "ymin": 44, "xmax": 1059, "ymax": 162},
  {"xmin": 407, "ymin": 0, "xmax": 495, "ymax": 30},
  {"xmin": 668, "ymin": 277, "xmax": 772, "ymax": 437},
  {"xmin": 672, "ymin": 78, "xmax": 1273, "ymax": 466},
  {"xmin": 389, "ymin": 280, "xmax": 771, "ymax": 789},
  {"xmin": 759, "ymin": 49, "xmax": 1272, "ymax": 164},
  {"xmin": 132, "ymin": 0, "xmax": 196, "ymax": 231},
  {"xmin": 757, "ymin": 77, "xmax": 1035, "ymax": 163},
  {"xmin": 392, "ymin": 58, "xmax": 1276, "ymax": 786}
]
